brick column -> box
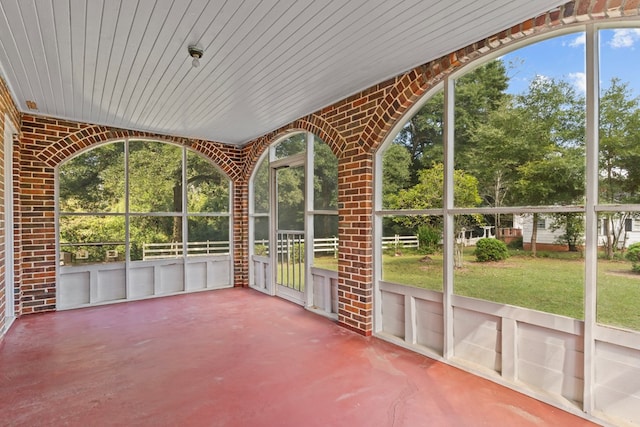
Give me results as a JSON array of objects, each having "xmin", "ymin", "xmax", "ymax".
[
  {"xmin": 233, "ymin": 178, "xmax": 249, "ymax": 287},
  {"xmin": 18, "ymin": 119, "xmax": 57, "ymax": 313},
  {"xmin": 337, "ymin": 146, "xmax": 374, "ymax": 335}
]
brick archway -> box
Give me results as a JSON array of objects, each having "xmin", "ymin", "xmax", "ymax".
[
  {"xmin": 239, "ymin": 118, "xmax": 345, "ymax": 291},
  {"xmin": 35, "ymin": 124, "xmax": 242, "ymax": 180}
]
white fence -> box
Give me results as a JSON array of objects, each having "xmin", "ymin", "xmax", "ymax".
[
  {"xmin": 143, "ymin": 241, "xmax": 229, "ymax": 260},
  {"xmin": 381, "ymin": 234, "xmax": 420, "ymax": 250},
  {"xmin": 71, "ymin": 235, "xmax": 430, "ymax": 262},
  {"xmin": 255, "ymin": 235, "xmax": 420, "ymax": 255},
  {"xmin": 144, "ymin": 235, "xmax": 422, "ymax": 260}
]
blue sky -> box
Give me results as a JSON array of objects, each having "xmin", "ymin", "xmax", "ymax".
[{"xmin": 502, "ymin": 28, "xmax": 640, "ymax": 97}]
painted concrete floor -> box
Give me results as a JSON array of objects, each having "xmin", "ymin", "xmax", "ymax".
[{"xmin": 0, "ymin": 288, "xmax": 598, "ymax": 427}]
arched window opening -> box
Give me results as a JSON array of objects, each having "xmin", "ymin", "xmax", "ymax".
[
  {"xmin": 375, "ymin": 28, "xmax": 640, "ymax": 422},
  {"xmin": 57, "ymin": 139, "xmax": 232, "ymax": 308},
  {"xmin": 378, "ymin": 24, "xmax": 640, "ymax": 334},
  {"xmin": 380, "ymin": 88, "xmax": 445, "ymax": 291}
]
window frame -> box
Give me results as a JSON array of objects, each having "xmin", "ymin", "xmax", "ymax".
[{"xmin": 56, "ymin": 138, "xmax": 232, "ymax": 265}]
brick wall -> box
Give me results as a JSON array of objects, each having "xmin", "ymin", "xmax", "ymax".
[{"xmin": 7, "ymin": 1, "xmax": 640, "ymax": 336}]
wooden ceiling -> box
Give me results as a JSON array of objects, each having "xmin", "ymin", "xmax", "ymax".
[{"xmin": 0, "ymin": 0, "xmax": 565, "ymax": 145}]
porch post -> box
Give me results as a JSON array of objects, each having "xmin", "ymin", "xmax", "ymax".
[
  {"xmin": 337, "ymin": 144, "xmax": 374, "ymax": 335},
  {"xmin": 232, "ymin": 177, "xmax": 249, "ymax": 287}
]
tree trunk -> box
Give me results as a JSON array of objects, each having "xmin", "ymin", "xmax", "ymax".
[
  {"xmin": 454, "ymin": 242, "xmax": 463, "ymax": 268},
  {"xmin": 494, "ymin": 173, "xmax": 502, "ymax": 238},
  {"xmin": 172, "ymin": 183, "xmax": 182, "ymax": 243},
  {"xmin": 531, "ymin": 213, "xmax": 538, "ymax": 257},
  {"xmin": 605, "ymin": 214, "xmax": 613, "ymax": 260}
]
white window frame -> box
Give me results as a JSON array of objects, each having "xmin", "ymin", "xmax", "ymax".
[{"xmin": 56, "ymin": 138, "xmax": 232, "ymax": 267}]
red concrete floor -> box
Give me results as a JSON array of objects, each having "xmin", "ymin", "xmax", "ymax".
[{"xmin": 0, "ymin": 288, "xmax": 599, "ymax": 427}]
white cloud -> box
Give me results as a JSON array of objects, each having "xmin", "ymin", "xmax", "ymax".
[
  {"xmin": 533, "ymin": 74, "xmax": 551, "ymax": 83},
  {"xmin": 566, "ymin": 33, "xmax": 586, "ymax": 48},
  {"xmin": 609, "ymin": 28, "xmax": 640, "ymax": 48},
  {"xmin": 568, "ymin": 72, "xmax": 586, "ymax": 94}
]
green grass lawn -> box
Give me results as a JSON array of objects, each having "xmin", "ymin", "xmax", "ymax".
[{"xmin": 313, "ymin": 250, "xmax": 640, "ymax": 331}]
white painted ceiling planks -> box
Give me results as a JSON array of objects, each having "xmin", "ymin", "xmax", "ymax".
[{"xmin": 0, "ymin": 0, "xmax": 565, "ymax": 145}]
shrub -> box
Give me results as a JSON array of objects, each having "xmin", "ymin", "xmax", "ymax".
[
  {"xmin": 506, "ymin": 237, "xmax": 523, "ymax": 250},
  {"xmin": 291, "ymin": 243, "xmax": 305, "ymax": 262},
  {"xmin": 474, "ymin": 238, "xmax": 509, "ymax": 262},
  {"xmin": 417, "ymin": 225, "xmax": 441, "ymax": 254},
  {"xmin": 625, "ymin": 242, "xmax": 640, "ymax": 273}
]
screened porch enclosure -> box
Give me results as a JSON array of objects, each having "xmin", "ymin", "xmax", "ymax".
[
  {"xmin": 57, "ymin": 139, "xmax": 233, "ymax": 309},
  {"xmin": 2, "ymin": 4, "xmax": 640, "ymax": 427},
  {"xmin": 373, "ymin": 26, "xmax": 640, "ymax": 426}
]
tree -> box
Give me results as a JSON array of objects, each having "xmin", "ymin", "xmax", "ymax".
[
  {"xmin": 313, "ymin": 138, "xmax": 338, "ymax": 210},
  {"xmin": 380, "ymin": 143, "xmax": 416, "ymax": 236},
  {"xmin": 275, "ymin": 133, "xmax": 306, "ymax": 158},
  {"xmin": 59, "ymin": 142, "xmax": 126, "ymax": 212},
  {"xmin": 453, "ymin": 60, "xmax": 509, "ymax": 168},
  {"xmin": 253, "ymin": 157, "xmax": 270, "ymax": 213},
  {"xmin": 599, "ymin": 78, "xmax": 640, "ymax": 204},
  {"xmin": 381, "ymin": 143, "xmax": 412, "ymax": 207},
  {"xmin": 550, "ymin": 213, "xmax": 584, "ymax": 252},
  {"xmin": 393, "ymin": 60, "xmax": 509, "ymax": 183},
  {"xmin": 276, "ymin": 166, "xmax": 304, "ymax": 230},
  {"xmin": 59, "ymin": 141, "xmax": 230, "ymax": 261},
  {"xmin": 387, "ymin": 162, "xmax": 482, "ymax": 266},
  {"xmin": 599, "ymin": 78, "xmax": 640, "ymax": 258},
  {"xmin": 468, "ymin": 98, "xmax": 528, "ymax": 232},
  {"xmin": 476, "ymin": 76, "xmax": 585, "ymax": 255},
  {"xmin": 513, "ymin": 149, "xmax": 585, "ymax": 255},
  {"xmin": 393, "ymin": 92, "xmax": 444, "ymax": 176},
  {"xmin": 312, "ymin": 138, "xmax": 339, "ymax": 239},
  {"xmin": 128, "ymin": 141, "xmax": 228, "ymax": 243},
  {"xmin": 389, "ymin": 163, "xmax": 481, "ymax": 219}
]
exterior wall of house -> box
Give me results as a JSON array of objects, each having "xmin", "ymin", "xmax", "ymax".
[
  {"xmin": 521, "ymin": 215, "xmax": 575, "ymax": 251},
  {"xmin": 520, "ymin": 214, "xmax": 640, "ymax": 251}
]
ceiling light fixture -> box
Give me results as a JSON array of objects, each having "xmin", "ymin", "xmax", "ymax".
[{"xmin": 188, "ymin": 45, "xmax": 203, "ymax": 68}]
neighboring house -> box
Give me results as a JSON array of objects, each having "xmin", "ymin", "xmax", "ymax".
[{"xmin": 517, "ymin": 214, "xmax": 640, "ymax": 251}]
